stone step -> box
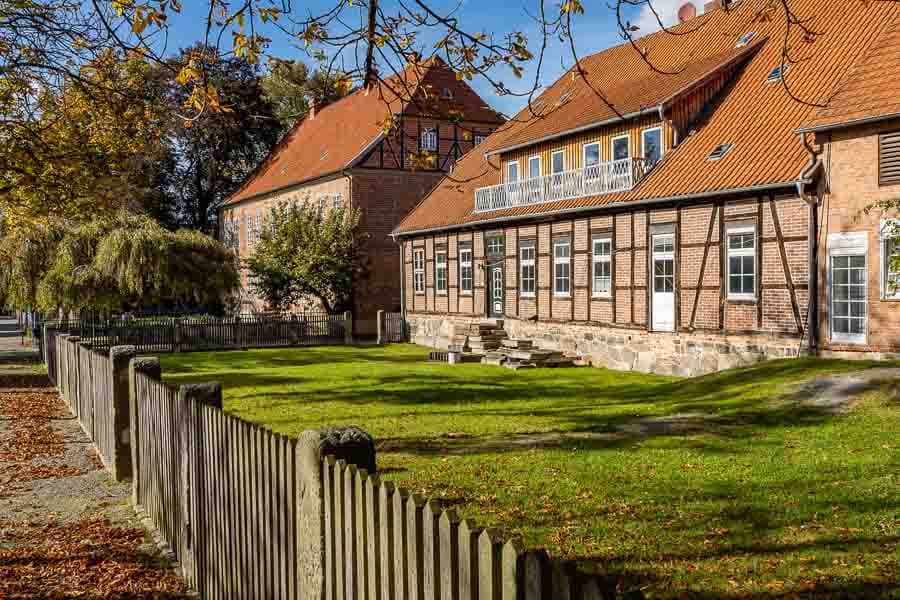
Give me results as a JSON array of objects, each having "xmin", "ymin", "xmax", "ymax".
[
  {"xmin": 500, "ymin": 339, "xmax": 533, "ymax": 349},
  {"xmin": 468, "ymin": 341, "xmax": 501, "ymax": 350},
  {"xmin": 504, "ymin": 361, "xmax": 535, "ymax": 371},
  {"xmin": 508, "ymin": 349, "xmax": 558, "ymax": 361},
  {"xmin": 481, "ymin": 355, "xmax": 506, "ymax": 366}
]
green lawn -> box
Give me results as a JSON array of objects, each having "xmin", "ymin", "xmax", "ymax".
[{"xmin": 160, "ymin": 345, "xmax": 899, "ymax": 598}]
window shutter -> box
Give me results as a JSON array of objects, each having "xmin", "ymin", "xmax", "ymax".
[{"xmin": 879, "ymin": 131, "xmax": 900, "ymax": 185}]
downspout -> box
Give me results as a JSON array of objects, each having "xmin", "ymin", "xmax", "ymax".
[
  {"xmin": 796, "ymin": 132, "xmax": 823, "ymax": 355},
  {"xmin": 397, "ymin": 235, "xmax": 407, "ymax": 340}
]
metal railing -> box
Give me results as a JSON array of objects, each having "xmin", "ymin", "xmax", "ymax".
[{"xmin": 474, "ymin": 157, "xmax": 648, "ymax": 213}]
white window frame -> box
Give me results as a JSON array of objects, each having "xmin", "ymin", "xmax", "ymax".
[
  {"xmin": 519, "ymin": 240, "xmax": 536, "ymax": 297},
  {"xmin": 828, "ymin": 232, "xmax": 868, "ymax": 345},
  {"xmin": 255, "ymin": 209, "xmax": 262, "ymax": 244},
  {"xmin": 553, "ymin": 237, "xmax": 571, "ymax": 297},
  {"xmin": 435, "ymin": 249, "xmax": 448, "ymax": 295},
  {"xmin": 474, "ymin": 134, "xmax": 487, "ymax": 145},
  {"xmin": 245, "ymin": 215, "xmax": 253, "ymax": 247},
  {"xmin": 592, "ymin": 236, "xmax": 613, "ymax": 297},
  {"xmin": 527, "ymin": 155, "xmax": 541, "ymax": 180},
  {"xmin": 413, "ymin": 248, "xmax": 425, "ymax": 294},
  {"xmin": 726, "ymin": 225, "xmax": 757, "ymax": 301},
  {"xmin": 551, "ymin": 150, "xmax": 565, "ymax": 174},
  {"xmin": 332, "ymin": 193, "xmax": 342, "ymax": 211},
  {"xmin": 880, "ymin": 219, "xmax": 900, "ymax": 300},
  {"xmin": 583, "ymin": 142, "xmax": 601, "ymax": 168},
  {"xmin": 611, "ymin": 134, "xmax": 630, "ymax": 161},
  {"xmin": 421, "ymin": 128, "xmax": 438, "ymax": 152},
  {"xmin": 459, "ymin": 245, "xmax": 473, "ymax": 295},
  {"xmin": 641, "ymin": 127, "xmax": 663, "ymax": 167},
  {"xmin": 505, "ymin": 160, "xmax": 520, "ymax": 183}
]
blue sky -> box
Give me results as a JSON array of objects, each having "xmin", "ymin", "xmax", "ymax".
[{"xmin": 162, "ymin": 0, "xmax": 699, "ymax": 116}]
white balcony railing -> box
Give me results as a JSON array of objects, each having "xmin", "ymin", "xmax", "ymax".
[{"xmin": 473, "ymin": 157, "xmax": 647, "ymax": 214}]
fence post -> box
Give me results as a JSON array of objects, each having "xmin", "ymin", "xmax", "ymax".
[
  {"xmin": 376, "ymin": 310, "xmax": 385, "ymax": 345},
  {"xmin": 343, "ymin": 311, "xmax": 353, "ymax": 345},
  {"xmin": 173, "ymin": 318, "xmax": 181, "ymax": 353},
  {"xmin": 128, "ymin": 356, "xmax": 161, "ymax": 507},
  {"xmin": 108, "ymin": 345, "xmax": 137, "ymax": 482},
  {"xmin": 178, "ymin": 382, "xmax": 223, "ymax": 594}
]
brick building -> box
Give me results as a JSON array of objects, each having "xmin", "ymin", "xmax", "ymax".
[
  {"xmin": 393, "ymin": 0, "xmax": 900, "ymax": 375},
  {"xmin": 219, "ymin": 58, "xmax": 504, "ymax": 335}
]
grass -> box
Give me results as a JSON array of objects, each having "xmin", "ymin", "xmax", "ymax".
[{"xmin": 160, "ymin": 345, "xmax": 900, "ymax": 598}]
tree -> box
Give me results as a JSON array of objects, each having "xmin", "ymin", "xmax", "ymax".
[
  {"xmin": 261, "ymin": 59, "xmax": 351, "ymax": 128},
  {"xmin": 245, "ymin": 202, "xmax": 365, "ymax": 314},
  {"xmin": 30, "ymin": 213, "xmax": 240, "ymax": 314},
  {"xmin": 149, "ymin": 45, "xmax": 284, "ymax": 234}
]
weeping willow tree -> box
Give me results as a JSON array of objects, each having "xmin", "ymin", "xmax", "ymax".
[
  {"xmin": 33, "ymin": 213, "xmax": 239, "ymax": 314},
  {"xmin": 0, "ymin": 222, "xmax": 63, "ymax": 311}
]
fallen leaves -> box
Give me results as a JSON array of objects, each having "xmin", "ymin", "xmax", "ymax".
[{"xmin": 0, "ymin": 518, "xmax": 189, "ymax": 598}]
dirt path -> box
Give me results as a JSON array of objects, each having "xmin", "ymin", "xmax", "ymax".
[{"xmin": 0, "ymin": 365, "xmax": 189, "ymax": 598}]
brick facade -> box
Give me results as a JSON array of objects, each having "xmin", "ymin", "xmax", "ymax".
[
  {"xmin": 403, "ymin": 194, "xmax": 812, "ymax": 374},
  {"xmin": 815, "ymin": 117, "xmax": 900, "ymax": 357}
]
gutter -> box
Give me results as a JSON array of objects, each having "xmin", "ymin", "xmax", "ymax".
[
  {"xmin": 393, "ymin": 180, "xmax": 800, "ymax": 238},
  {"xmin": 795, "ymin": 111, "xmax": 900, "ymax": 135}
]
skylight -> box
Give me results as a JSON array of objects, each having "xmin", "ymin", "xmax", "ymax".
[
  {"xmin": 708, "ymin": 143, "xmax": 734, "ymax": 161},
  {"xmin": 736, "ymin": 31, "xmax": 755, "ymax": 47},
  {"xmin": 766, "ymin": 64, "xmax": 788, "ymax": 83}
]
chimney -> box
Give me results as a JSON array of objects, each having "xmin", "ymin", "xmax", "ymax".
[{"xmin": 678, "ymin": 2, "xmax": 697, "ymax": 23}]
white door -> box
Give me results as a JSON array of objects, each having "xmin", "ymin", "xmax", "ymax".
[{"xmin": 652, "ymin": 233, "xmax": 676, "ymax": 332}]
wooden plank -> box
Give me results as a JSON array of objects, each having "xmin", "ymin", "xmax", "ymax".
[
  {"xmin": 393, "ymin": 486, "xmax": 410, "ymax": 600},
  {"xmin": 334, "ymin": 460, "xmax": 346, "ymax": 600},
  {"xmin": 457, "ymin": 520, "xmax": 480, "ymax": 600},
  {"xmin": 438, "ymin": 510, "xmax": 460, "ymax": 600},
  {"xmin": 324, "ymin": 458, "xmax": 336, "ymax": 600},
  {"xmin": 406, "ymin": 495, "xmax": 426, "ymax": 600},
  {"xmin": 423, "ymin": 500, "xmax": 442, "ymax": 600},
  {"xmin": 344, "ymin": 463, "xmax": 358, "ymax": 600},
  {"xmin": 365, "ymin": 474, "xmax": 380, "ymax": 600},
  {"xmin": 378, "ymin": 481, "xmax": 395, "ymax": 600},
  {"xmin": 356, "ymin": 469, "xmax": 369, "ymax": 600},
  {"xmin": 478, "ymin": 530, "xmax": 501, "ymax": 600}
]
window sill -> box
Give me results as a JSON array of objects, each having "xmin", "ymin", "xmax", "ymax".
[
  {"xmin": 591, "ymin": 293, "xmax": 612, "ymax": 300},
  {"xmin": 831, "ymin": 334, "xmax": 867, "ymax": 345},
  {"xmin": 459, "ymin": 291, "xmax": 473, "ymax": 296},
  {"xmin": 520, "ymin": 292, "xmax": 536, "ymax": 298},
  {"xmin": 727, "ymin": 295, "xmax": 757, "ymax": 303},
  {"xmin": 414, "ymin": 292, "xmax": 425, "ymax": 296},
  {"xmin": 554, "ymin": 293, "xmax": 572, "ymax": 299},
  {"xmin": 436, "ymin": 291, "xmax": 448, "ymax": 296}
]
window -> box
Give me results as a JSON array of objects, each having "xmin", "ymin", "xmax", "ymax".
[
  {"xmin": 435, "ymin": 250, "xmax": 448, "ymax": 294},
  {"xmin": 474, "ymin": 134, "xmax": 487, "ymax": 145},
  {"xmin": 553, "ymin": 238, "xmax": 571, "ymax": 296},
  {"xmin": 736, "ymin": 31, "xmax": 755, "ymax": 47},
  {"xmin": 487, "ymin": 237, "xmax": 504, "ymax": 255},
  {"xmin": 583, "ymin": 142, "xmax": 600, "ymax": 168},
  {"xmin": 317, "ymin": 196, "xmax": 326, "ymax": 219},
  {"xmin": 332, "ymin": 193, "xmax": 342, "ymax": 210},
  {"xmin": 766, "ymin": 64, "xmax": 788, "ymax": 83},
  {"xmin": 708, "ymin": 143, "xmax": 734, "ymax": 161},
  {"xmin": 506, "ymin": 161, "xmax": 520, "ymax": 183},
  {"xmin": 642, "ymin": 127, "xmax": 663, "ymax": 168},
  {"xmin": 520, "ymin": 240, "xmax": 536, "ymax": 297},
  {"xmin": 413, "ymin": 249, "xmax": 425, "ymax": 294},
  {"xmin": 727, "ymin": 227, "xmax": 756, "ymax": 299},
  {"xmin": 528, "ymin": 156, "xmax": 541, "ymax": 179},
  {"xmin": 881, "ymin": 219, "xmax": 900, "ymax": 299},
  {"xmin": 551, "ymin": 150, "xmax": 565, "ymax": 174},
  {"xmin": 441, "ymin": 87, "xmax": 453, "ymax": 100},
  {"xmin": 459, "ymin": 244, "xmax": 473, "ymax": 294},
  {"xmin": 592, "ymin": 237, "xmax": 612, "ymax": 296},
  {"xmin": 611, "ymin": 135, "xmax": 630, "ymax": 161},
  {"xmin": 245, "ymin": 215, "xmax": 253, "ymax": 247},
  {"xmin": 421, "ymin": 128, "xmax": 438, "ymax": 152},
  {"xmin": 828, "ymin": 232, "xmax": 867, "ymax": 344},
  {"xmin": 879, "ymin": 131, "xmax": 900, "ymax": 186},
  {"xmin": 831, "ymin": 255, "xmax": 867, "ymax": 343},
  {"xmin": 255, "ymin": 209, "xmax": 262, "ymax": 243}
]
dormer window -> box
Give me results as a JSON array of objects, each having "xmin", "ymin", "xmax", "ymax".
[
  {"xmin": 441, "ymin": 87, "xmax": 453, "ymax": 100},
  {"xmin": 766, "ymin": 64, "xmax": 788, "ymax": 83},
  {"xmin": 736, "ymin": 31, "xmax": 755, "ymax": 47},
  {"xmin": 708, "ymin": 143, "xmax": 734, "ymax": 161}
]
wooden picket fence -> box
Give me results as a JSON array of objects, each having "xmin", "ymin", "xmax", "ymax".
[
  {"xmin": 52, "ymin": 335, "xmax": 624, "ymax": 600},
  {"xmin": 56, "ymin": 339, "xmax": 117, "ymax": 475}
]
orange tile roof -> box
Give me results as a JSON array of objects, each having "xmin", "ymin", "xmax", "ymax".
[
  {"xmin": 223, "ymin": 58, "xmax": 504, "ymax": 206},
  {"xmin": 396, "ymin": 0, "xmax": 898, "ymax": 235},
  {"xmin": 799, "ymin": 12, "xmax": 900, "ymax": 133}
]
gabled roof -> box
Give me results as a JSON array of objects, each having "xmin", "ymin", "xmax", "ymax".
[
  {"xmin": 395, "ymin": 0, "xmax": 898, "ymax": 236},
  {"xmin": 799, "ymin": 12, "xmax": 900, "ymax": 133},
  {"xmin": 223, "ymin": 57, "xmax": 504, "ymax": 207}
]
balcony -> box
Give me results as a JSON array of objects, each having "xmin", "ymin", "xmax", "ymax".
[{"xmin": 473, "ymin": 157, "xmax": 648, "ymax": 214}]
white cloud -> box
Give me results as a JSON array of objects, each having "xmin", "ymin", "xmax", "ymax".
[{"xmin": 634, "ymin": 0, "xmax": 703, "ymax": 35}]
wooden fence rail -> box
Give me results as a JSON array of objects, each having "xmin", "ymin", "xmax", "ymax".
[{"xmin": 52, "ymin": 335, "xmax": 624, "ymax": 600}]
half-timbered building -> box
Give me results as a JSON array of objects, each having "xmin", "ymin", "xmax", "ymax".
[
  {"xmin": 393, "ymin": 0, "xmax": 900, "ymax": 375},
  {"xmin": 220, "ymin": 57, "xmax": 504, "ymax": 335}
]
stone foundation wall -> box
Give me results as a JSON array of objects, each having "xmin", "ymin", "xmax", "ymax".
[{"xmin": 406, "ymin": 313, "xmax": 805, "ymax": 377}]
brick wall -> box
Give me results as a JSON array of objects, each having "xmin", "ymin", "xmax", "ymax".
[
  {"xmin": 817, "ymin": 117, "xmax": 900, "ymax": 355},
  {"xmin": 404, "ymin": 195, "xmax": 809, "ymax": 342}
]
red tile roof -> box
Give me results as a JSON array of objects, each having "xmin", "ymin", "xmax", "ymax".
[
  {"xmin": 223, "ymin": 58, "xmax": 504, "ymax": 206},
  {"xmin": 396, "ymin": 0, "xmax": 898, "ymax": 235},
  {"xmin": 799, "ymin": 12, "xmax": 900, "ymax": 133}
]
